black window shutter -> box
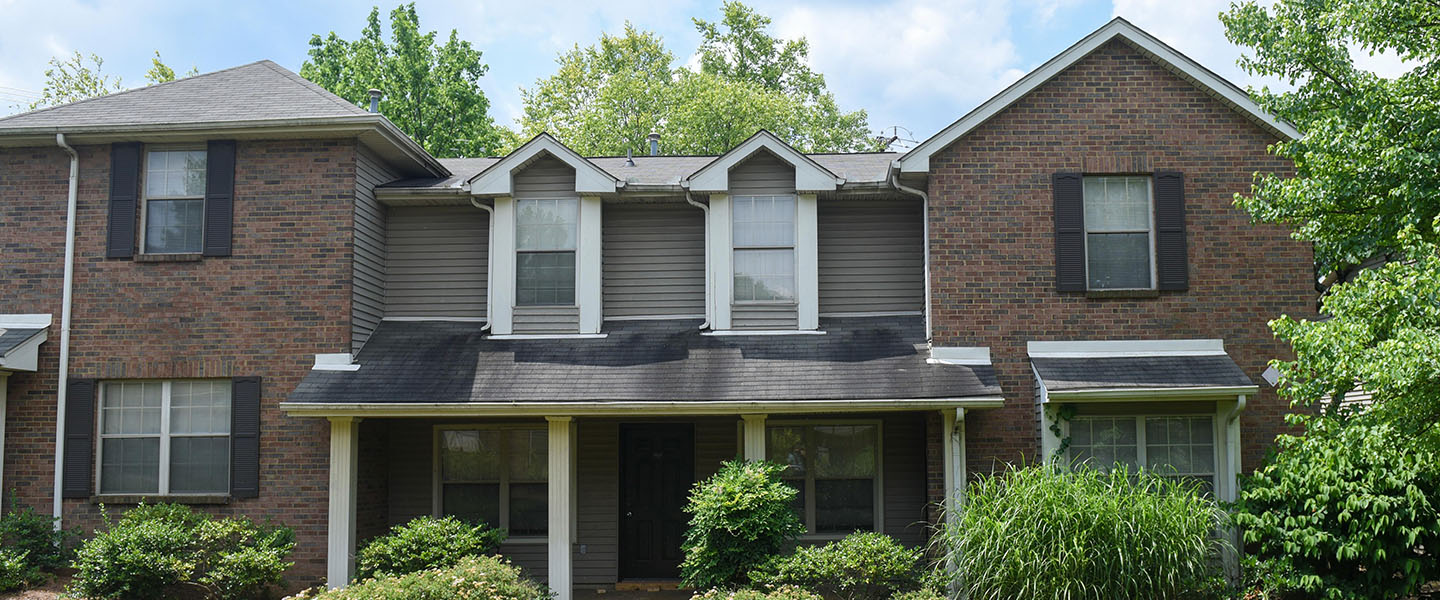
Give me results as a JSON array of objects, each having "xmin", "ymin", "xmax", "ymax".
[
  {"xmin": 1154, "ymin": 171, "xmax": 1189, "ymax": 291},
  {"xmin": 230, "ymin": 376, "xmax": 261, "ymax": 498},
  {"xmin": 203, "ymin": 140, "xmax": 236, "ymax": 257},
  {"xmin": 1053, "ymin": 172, "xmax": 1086, "ymax": 292},
  {"xmin": 62, "ymin": 379, "xmax": 96, "ymax": 498},
  {"xmin": 106, "ymin": 143, "xmax": 142, "ymax": 258}
]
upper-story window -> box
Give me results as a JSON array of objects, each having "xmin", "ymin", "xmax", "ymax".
[
  {"xmin": 1083, "ymin": 176, "xmax": 1153, "ymax": 290},
  {"xmin": 516, "ymin": 197, "xmax": 578, "ymax": 306},
  {"xmin": 98, "ymin": 380, "xmax": 231, "ymax": 495},
  {"xmin": 143, "ymin": 149, "xmax": 207, "ymax": 254},
  {"xmin": 733, "ymin": 195, "xmax": 796, "ymax": 303}
]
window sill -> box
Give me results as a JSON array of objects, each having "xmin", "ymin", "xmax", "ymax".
[
  {"xmin": 502, "ymin": 536, "xmax": 548, "ymax": 545},
  {"xmin": 1085, "ymin": 289, "xmax": 1160, "ymax": 299},
  {"xmin": 90, "ymin": 494, "xmax": 231, "ymax": 505},
  {"xmin": 134, "ymin": 253, "xmax": 203, "ymax": 263}
]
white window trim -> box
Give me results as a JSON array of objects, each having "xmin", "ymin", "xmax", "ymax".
[
  {"xmin": 432, "ymin": 423, "xmax": 550, "ymax": 544},
  {"xmin": 731, "ymin": 194, "xmax": 799, "ymax": 306},
  {"xmin": 514, "ymin": 196, "xmax": 580, "ymax": 308},
  {"xmin": 95, "ymin": 379, "xmax": 231, "ymax": 497},
  {"xmin": 766, "ymin": 419, "xmax": 884, "ymax": 541},
  {"xmin": 139, "ymin": 146, "xmax": 207, "ymax": 256},
  {"xmin": 1082, "ymin": 175, "xmax": 1157, "ymax": 291},
  {"xmin": 1064, "ymin": 413, "xmax": 1220, "ymax": 489}
]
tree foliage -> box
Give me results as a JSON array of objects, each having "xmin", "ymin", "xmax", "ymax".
[
  {"xmin": 144, "ymin": 51, "xmax": 197, "ymax": 84},
  {"xmin": 25, "ymin": 51, "xmax": 193, "ymax": 111},
  {"xmin": 301, "ymin": 3, "xmax": 502, "ymax": 158},
  {"xmin": 518, "ymin": 3, "xmax": 875, "ymax": 156},
  {"xmin": 1222, "ymin": 0, "xmax": 1440, "ymax": 438}
]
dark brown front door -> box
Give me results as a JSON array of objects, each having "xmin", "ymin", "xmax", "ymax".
[{"xmin": 620, "ymin": 423, "xmax": 695, "ymax": 579}]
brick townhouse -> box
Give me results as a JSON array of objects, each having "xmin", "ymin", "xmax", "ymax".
[{"xmin": 0, "ymin": 18, "xmax": 1312, "ymax": 597}]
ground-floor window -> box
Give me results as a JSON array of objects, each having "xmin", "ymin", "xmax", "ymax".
[
  {"xmin": 766, "ymin": 422, "xmax": 880, "ymax": 535},
  {"xmin": 436, "ymin": 427, "xmax": 548, "ymax": 536},
  {"xmin": 98, "ymin": 380, "xmax": 231, "ymax": 495},
  {"xmin": 1068, "ymin": 415, "xmax": 1216, "ymax": 491}
]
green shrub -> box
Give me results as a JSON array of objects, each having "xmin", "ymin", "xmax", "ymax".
[
  {"xmin": 68, "ymin": 503, "xmax": 295, "ymax": 600},
  {"xmin": 887, "ymin": 589, "xmax": 944, "ymax": 600},
  {"xmin": 285, "ymin": 555, "xmax": 547, "ymax": 600},
  {"xmin": 749, "ymin": 532, "xmax": 923, "ymax": 600},
  {"xmin": 355, "ymin": 515, "xmax": 506, "ymax": 580},
  {"xmin": 690, "ymin": 585, "xmax": 822, "ymax": 600},
  {"xmin": 0, "ymin": 497, "xmax": 76, "ymax": 571},
  {"xmin": 935, "ymin": 464, "xmax": 1227, "ymax": 600},
  {"xmin": 1234, "ymin": 418, "xmax": 1440, "ymax": 600},
  {"xmin": 0, "ymin": 548, "xmax": 45, "ymax": 593},
  {"xmin": 681, "ymin": 460, "xmax": 806, "ymax": 590}
]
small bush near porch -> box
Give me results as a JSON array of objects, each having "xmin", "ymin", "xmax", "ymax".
[
  {"xmin": 933, "ymin": 465, "xmax": 1227, "ymax": 600},
  {"xmin": 355, "ymin": 515, "xmax": 506, "ymax": 580},
  {"xmin": 286, "ymin": 555, "xmax": 547, "ymax": 600},
  {"xmin": 681, "ymin": 460, "xmax": 805, "ymax": 589}
]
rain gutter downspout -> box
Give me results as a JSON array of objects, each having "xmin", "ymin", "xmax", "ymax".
[
  {"xmin": 52, "ymin": 134, "xmax": 79, "ymax": 527},
  {"xmin": 890, "ymin": 171, "xmax": 932, "ymax": 343},
  {"xmin": 469, "ymin": 196, "xmax": 495, "ymax": 332},
  {"xmin": 684, "ymin": 187, "xmax": 711, "ymax": 330}
]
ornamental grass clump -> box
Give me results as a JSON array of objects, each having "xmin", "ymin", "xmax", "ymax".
[{"xmin": 934, "ymin": 464, "xmax": 1227, "ymax": 600}]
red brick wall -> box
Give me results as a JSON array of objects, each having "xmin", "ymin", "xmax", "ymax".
[
  {"xmin": 926, "ymin": 40, "xmax": 1313, "ymax": 477},
  {"xmin": 0, "ymin": 139, "xmax": 359, "ymax": 582}
]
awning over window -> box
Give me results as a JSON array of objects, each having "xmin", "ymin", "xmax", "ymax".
[
  {"xmin": 1029, "ymin": 340, "xmax": 1258, "ymax": 401},
  {"xmin": 0, "ymin": 315, "xmax": 51, "ymax": 373}
]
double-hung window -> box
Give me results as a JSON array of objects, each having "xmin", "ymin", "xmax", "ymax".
[
  {"xmin": 767, "ymin": 423, "xmax": 879, "ymax": 535},
  {"xmin": 98, "ymin": 380, "xmax": 231, "ymax": 495},
  {"xmin": 437, "ymin": 427, "xmax": 548, "ymax": 536},
  {"xmin": 1068, "ymin": 415, "xmax": 1217, "ymax": 491},
  {"xmin": 143, "ymin": 149, "xmax": 208, "ymax": 254},
  {"xmin": 1083, "ymin": 176, "xmax": 1153, "ymax": 290},
  {"xmin": 732, "ymin": 195, "xmax": 796, "ymax": 303},
  {"xmin": 515, "ymin": 197, "xmax": 578, "ymax": 306}
]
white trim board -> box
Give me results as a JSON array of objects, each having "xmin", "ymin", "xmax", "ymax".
[
  {"xmin": 0, "ymin": 314, "xmax": 52, "ymax": 329},
  {"xmin": 895, "ymin": 17, "xmax": 1301, "ymax": 174},
  {"xmin": 928, "ymin": 346, "xmax": 993, "ymax": 366},
  {"xmin": 313, "ymin": 353, "xmax": 361, "ymax": 372},
  {"xmin": 280, "ymin": 397, "xmax": 1008, "ymax": 418},
  {"xmin": 686, "ymin": 130, "xmax": 840, "ymax": 193},
  {"xmin": 0, "ymin": 330, "xmax": 47, "ymax": 373},
  {"xmin": 1044, "ymin": 385, "xmax": 1260, "ymax": 402},
  {"xmin": 468, "ymin": 132, "xmax": 620, "ymax": 195},
  {"xmin": 1027, "ymin": 339, "xmax": 1226, "ymax": 358}
]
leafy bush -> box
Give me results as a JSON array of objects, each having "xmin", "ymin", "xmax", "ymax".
[
  {"xmin": 681, "ymin": 460, "xmax": 806, "ymax": 590},
  {"xmin": 690, "ymin": 585, "xmax": 822, "ymax": 600},
  {"xmin": 0, "ymin": 548, "xmax": 44, "ymax": 593},
  {"xmin": 0, "ymin": 497, "xmax": 76, "ymax": 571},
  {"xmin": 934, "ymin": 464, "xmax": 1227, "ymax": 600},
  {"xmin": 887, "ymin": 589, "xmax": 944, "ymax": 600},
  {"xmin": 356, "ymin": 515, "xmax": 506, "ymax": 580},
  {"xmin": 68, "ymin": 503, "xmax": 295, "ymax": 600},
  {"xmin": 1234, "ymin": 418, "xmax": 1440, "ymax": 600},
  {"xmin": 749, "ymin": 532, "xmax": 923, "ymax": 600},
  {"xmin": 285, "ymin": 555, "xmax": 547, "ymax": 600}
]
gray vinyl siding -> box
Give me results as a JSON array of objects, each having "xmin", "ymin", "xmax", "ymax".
[
  {"xmin": 576, "ymin": 421, "xmax": 620, "ymax": 585},
  {"xmin": 818, "ymin": 198, "xmax": 924, "ymax": 315},
  {"xmin": 354, "ymin": 146, "xmax": 401, "ymax": 352},
  {"xmin": 385, "ymin": 206, "xmax": 489, "ymax": 319},
  {"xmin": 514, "ymin": 155, "xmax": 581, "ymax": 333},
  {"xmin": 602, "ymin": 202, "xmax": 705, "ymax": 319},
  {"xmin": 513, "ymin": 305, "xmax": 581, "ymax": 333},
  {"xmin": 732, "ymin": 304, "xmax": 799, "ymax": 329},
  {"xmin": 694, "ymin": 418, "xmax": 739, "ymax": 480},
  {"xmin": 881, "ymin": 413, "xmax": 928, "ymax": 547}
]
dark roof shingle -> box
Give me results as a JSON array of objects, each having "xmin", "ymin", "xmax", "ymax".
[{"xmin": 1031, "ymin": 355, "xmax": 1254, "ymax": 392}]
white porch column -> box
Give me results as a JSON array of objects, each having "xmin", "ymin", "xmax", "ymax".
[
  {"xmin": 547, "ymin": 417, "xmax": 574, "ymax": 600},
  {"xmin": 940, "ymin": 408, "xmax": 966, "ymax": 517},
  {"xmin": 327, "ymin": 417, "xmax": 360, "ymax": 588},
  {"xmin": 742, "ymin": 414, "xmax": 767, "ymax": 461}
]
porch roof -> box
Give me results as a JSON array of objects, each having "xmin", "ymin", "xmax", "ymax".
[
  {"xmin": 287, "ymin": 316, "xmax": 1000, "ymax": 412},
  {"xmin": 1031, "ymin": 355, "xmax": 1256, "ymax": 398}
]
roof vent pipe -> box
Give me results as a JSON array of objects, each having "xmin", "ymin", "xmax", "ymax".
[
  {"xmin": 625, "ymin": 147, "xmax": 635, "ymax": 167},
  {"xmin": 367, "ymin": 89, "xmax": 382, "ymax": 113},
  {"xmin": 647, "ymin": 132, "xmax": 660, "ymax": 156}
]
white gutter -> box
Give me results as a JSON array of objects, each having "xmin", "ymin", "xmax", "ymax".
[
  {"xmin": 890, "ymin": 171, "xmax": 932, "ymax": 343},
  {"xmin": 684, "ymin": 189, "xmax": 712, "ymax": 329},
  {"xmin": 469, "ymin": 197, "xmax": 495, "ymax": 332},
  {"xmin": 279, "ymin": 396, "xmax": 1009, "ymax": 418},
  {"xmin": 52, "ymin": 134, "xmax": 79, "ymax": 526}
]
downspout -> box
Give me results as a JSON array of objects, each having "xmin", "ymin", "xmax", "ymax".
[
  {"xmin": 889, "ymin": 171, "xmax": 932, "ymax": 343},
  {"xmin": 469, "ymin": 197, "xmax": 495, "ymax": 332},
  {"xmin": 684, "ymin": 188, "xmax": 711, "ymax": 330},
  {"xmin": 52, "ymin": 134, "xmax": 79, "ymax": 526}
]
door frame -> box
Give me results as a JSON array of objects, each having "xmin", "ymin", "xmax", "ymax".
[{"xmin": 618, "ymin": 422, "xmax": 695, "ymax": 580}]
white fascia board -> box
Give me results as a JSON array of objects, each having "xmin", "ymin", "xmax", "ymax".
[
  {"xmin": 928, "ymin": 346, "xmax": 993, "ymax": 366},
  {"xmin": 1043, "ymin": 385, "xmax": 1260, "ymax": 402},
  {"xmin": 0, "ymin": 330, "xmax": 47, "ymax": 373},
  {"xmin": 468, "ymin": 133, "xmax": 619, "ymax": 195},
  {"xmin": 313, "ymin": 353, "xmax": 361, "ymax": 372},
  {"xmin": 686, "ymin": 130, "xmax": 839, "ymax": 193},
  {"xmin": 702, "ymin": 329, "xmax": 826, "ymax": 337},
  {"xmin": 0, "ymin": 314, "xmax": 52, "ymax": 329},
  {"xmin": 279, "ymin": 396, "xmax": 1009, "ymax": 418},
  {"xmin": 896, "ymin": 17, "xmax": 1301, "ymax": 174},
  {"xmin": 486, "ymin": 333, "xmax": 609, "ymax": 340},
  {"xmin": 1027, "ymin": 339, "xmax": 1226, "ymax": 358}
]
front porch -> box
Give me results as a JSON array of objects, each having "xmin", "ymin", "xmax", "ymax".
[{"xmin": 323, "ymin": 410, "xmax": 974, "ymax": 599}]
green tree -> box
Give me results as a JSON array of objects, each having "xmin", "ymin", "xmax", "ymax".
[
  {"xmin": 519, "ymin": 3, "xmax": 876, "ymax": 156},
  {"xmin": 1222, "ymin": 0, "xmax": 1440, "ymax": 441},
  {"xmin": 301, "ymin": 3, "xmax": 502, "ymax": 158},
  {"xmin": 25, "ymin": 51, "xmax": 192, "ymax": 110},
  {"xmin": 144, "ymin": 51, "xmax": 197, "ymax": 84}
]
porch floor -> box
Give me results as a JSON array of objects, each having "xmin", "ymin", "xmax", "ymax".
[{"xmin": 584, "ymin": 589, "xmax": 691, "ymax": 600}]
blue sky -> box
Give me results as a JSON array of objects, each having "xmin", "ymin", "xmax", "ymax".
[{"xmin": 0, "ymin": 0, "xmax": 1409, "ymax": 145}]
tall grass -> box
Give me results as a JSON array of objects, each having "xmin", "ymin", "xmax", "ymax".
[{"xmin": 933, "ymin": 464, "xmax": 1227, "ymax": 600}]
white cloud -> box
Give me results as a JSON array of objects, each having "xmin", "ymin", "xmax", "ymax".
[{"xmin": 1111, "ymin": 0, "xmax": 1268, "ymax": 89}]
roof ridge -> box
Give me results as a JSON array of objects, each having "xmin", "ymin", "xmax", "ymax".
[
  {"xmin": 256, "ymin": 60, "xmax": 369, "ymax": 115},
  {"xmin": 0, "ymin": 60, "xmax": 274, "ymax": 124}
]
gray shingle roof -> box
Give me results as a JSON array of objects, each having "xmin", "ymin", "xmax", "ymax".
[
  {"xmin": 0, "ymin": 61, "xmax": 369, "ymax": 131},
  {"xmin": 1031, "ymin": 355, "xmax": 1254, "ymax": 392},
  {"xmin": 0, "ymin": 328, "xmax": 45, "ymax": 358},
  {"xmin": 290, "ymin": 316, "xmax": 998, "ymax": 404},
  {"xmin": 380, "ymin": 152, "xmax": 899, "ymax": 190}
]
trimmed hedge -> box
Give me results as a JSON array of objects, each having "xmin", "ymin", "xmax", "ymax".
[
  {"xmin": 749, "ymin": 532, "xmax": 923, "ymax": 600},
  {"xmin": 286, "ymin": 555, "xmax": 547, "ymax": 600},
  {"xmin": 355, "ymin": 515, "xmax": 506, "ymax": 580}
]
